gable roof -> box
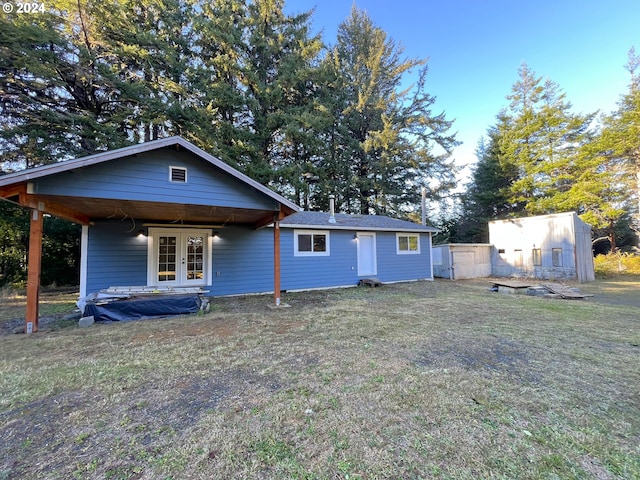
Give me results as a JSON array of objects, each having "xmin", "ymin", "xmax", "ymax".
[
  {"xmin": 0, "ymin": 136, "xmax": 300, "ymax": 214},
  {"xmin": 280, "ymin": 211, "xmax": 438, "ymax": 233}
]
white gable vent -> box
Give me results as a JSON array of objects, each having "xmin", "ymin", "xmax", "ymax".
[{"xmin": 169, "ymin": 166, "xmax": 187, "ymax": 183}]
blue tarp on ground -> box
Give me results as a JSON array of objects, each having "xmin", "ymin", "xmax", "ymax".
[{"xmin": 83, "ymin": 294, "xmax": 202, "ymax": 322}]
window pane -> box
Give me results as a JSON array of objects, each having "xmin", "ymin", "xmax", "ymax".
[
  {"xmin": 408, "ymin": 236, "xmax": 418, "ymax": 251},
  {"xmin": 158, "ymin": 236, "xmax": 177, "ymax": 282},
  {"xmin": 399, "ymin": 236, "xmax": 408, "ymax": 251},
  {"xmin": 533, "ymin": 248, "xmax": 542, "ymax": 266},
  {"xmin": 552, "ymin": 248, "xmax": 563, "ymax": 267},
  {"xmin": 313, "ymin": 234, "xmax": 326, "ymax": 252},
  {"xmin": 514, "ymin": 249, "xmax": 523, "ymax": 267},
  {"xmin": 185, "ymin": 236, "xmax": 205, "ymax": 281},
  {"xmin": 298, "ymin": 234, "xmax": 312, "ymax": 251}
]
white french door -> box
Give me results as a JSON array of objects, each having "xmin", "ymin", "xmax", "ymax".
[{"xmin": 147, "ymin": 229, "xmax": 211, "ymax": 287}]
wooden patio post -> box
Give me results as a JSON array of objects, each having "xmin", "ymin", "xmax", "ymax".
[
  {"xmin": 25, "ymin": 208, "xmax": 44, "ymax": 334},
  {"xmin": 274, "ymin": 213, "xmax": 281, "ymax": 306}
]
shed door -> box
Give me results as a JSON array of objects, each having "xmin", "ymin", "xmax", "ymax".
[
  {"xmin": 149, "ymin": 229, "xmax": 211, "ymax": 287},
  {"xmin": 357, "ymin": 232, "xmax": 377, "ymax": 276},
  {"xmin": 452, "ymin": 251, "xmax": 475, "ymax": 280}
]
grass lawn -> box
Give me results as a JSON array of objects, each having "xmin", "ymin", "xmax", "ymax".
[{"xmin": 1, "ymin": 278, "xmax": 639, "ymax": 479}]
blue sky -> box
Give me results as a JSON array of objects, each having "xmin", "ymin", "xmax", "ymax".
[{"xmin": 284, "ymin": 0, "xmax": 639, "ymax": 181}]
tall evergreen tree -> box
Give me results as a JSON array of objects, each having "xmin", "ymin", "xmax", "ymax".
[
  {"xmin": 0, "ymin": 0, "xmax": 198, "ymax": 171},
  {"xmin": 458, "ymin": 124, "xmax": 519, "ymax": 242},
  {"xmin": 97, "ymin": 0, "xmax": 197, "ymax": 143},
  {"xmin": 0, "ymin": 1, "xmax": 129, "ymax": 169},
  {"xmin": 191, "ymin": 0, "xmax": 252, "ymax": 163},
  {"xmin": 323, "ymin": 6, "xmax": 458, "ymax": 216},
  {"xmin": 567, "ymin": 48, "xmax": 640, "ymax": 251},
  {"xmin": 498, "ymin": 63, "xmax": 595, "ymax": 215},
  {"xmin": 191, "ymin": 0, "xmax": 324, "ymax": 195}
]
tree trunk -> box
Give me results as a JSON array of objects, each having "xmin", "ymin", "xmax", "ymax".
[{"xmin": 608, "ymin": 220, "xmax": 617, "ymax": 253}]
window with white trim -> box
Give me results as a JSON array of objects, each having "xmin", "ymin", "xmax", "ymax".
[
  {"xmin": 294, "ymin": 230, "xmax": 330, "ymax": 256},
  {"xmin": 396, "ymin": 233, "xmax": 420, "ymax": 254}
]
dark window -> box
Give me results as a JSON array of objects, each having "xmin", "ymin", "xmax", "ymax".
[
  {"xmin": 313, "ymin": 234, "xmax": 326, "ymax": 252},
  {"xmin": 295, "ymin": 231, "xmax": 329, "ymax": 255},
  {"xmin": 298, "ymin": 234, "xmax": 312, "ymax": 252},
  {"xmin": 532, "ymin": 248, "xmax": 542, "ymax": 266}
]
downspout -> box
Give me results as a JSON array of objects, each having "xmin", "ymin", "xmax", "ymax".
[
  {"xmin": 274, "ymin": 210, "xmax": 282, "ymax": 306},
  {"xmin": 421, "ymin": 187, "xmax": 427, "ymax": 226},
  {"xmin": 79, "ymin": 225, "xmax": 89, "ymax": 298},
  {"xmin": 428, "ymin": 232, "xmax": 435, "ymax": 281},
  {"xmin": 450, "ymin": 248, "xmax": 455, "ymax": 280}
]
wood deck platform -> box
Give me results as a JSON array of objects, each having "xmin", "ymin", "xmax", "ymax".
[
  {"xmin": 491, "ymin": 280, "xmax": 536, "ymax": 289},
  {"xmin": 540, "ymin": 283, "xmax": 593, "ymax": 299},
  {"xmin": 490, "ymin": 280, "xmax": 592, "ymax": 300}
]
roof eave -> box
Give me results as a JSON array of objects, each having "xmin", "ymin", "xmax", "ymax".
[
  {"xmin": 280, "ymin": 223, "xmax": 438, "ymax": 233},
  {"xmin": 0, "ymin": 136, "xmax": 301, "ymax": 213}
]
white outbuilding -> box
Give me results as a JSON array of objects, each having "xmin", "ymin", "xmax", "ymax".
[
  {"xmin": 489, "ymin": 212, "xmax": 595, "ymax": 283},
  {"xmin": 433, "ymin": 212, "xmax": 595, "ymax": 283}
]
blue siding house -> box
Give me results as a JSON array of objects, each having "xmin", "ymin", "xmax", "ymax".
[
  {"xmin": 0, "ymin": 137, "xmax": 437, "ymax": 315},
  {"xmin": 279, "ymin": 211, "xmax": 436, "ymax": 292}
]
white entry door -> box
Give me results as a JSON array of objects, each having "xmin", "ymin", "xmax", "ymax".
[
  {"xmin": 148, "ymin": 229, "xmax": 211, "ymax": 287},
  {"xmin": 357, "ymin": 232, "xmax": 377, "ymax": 276}
]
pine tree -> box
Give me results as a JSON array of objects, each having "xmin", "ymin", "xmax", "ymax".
[
  {"xmin": 458, "ymin": 124, "xmax": 519, "ymax": 241},
  {"xmin": 0, "ymin": 0, "xmax": 201, "ymax": 172},
  {"xmin": 191, "ymin": 0, "xmax": 324, "ymax": 196},
  {"xmin": 96, "ymin": 0, "xmax": 197, "ymax": 143},
  {"xmin": 602, "ymin": 48, "xmax": 640, "ymax": 238},
  {"xmin": 191, "ymin": 0, "xmax": 251, "ymax": 164},
  {"xmin": 568, "ymin": 48, "xmax": 640, "ymax": 251},
  {"xmin": 498, "ymin": 63, "xmax": 595, "ymax": 215},
  {"xmin": 324, "ymin": 6, "xmax": 458, "ymax": 216},
  {"xmin": 0, "ymin": 1, "xmax": 129, "ymax": 169}
]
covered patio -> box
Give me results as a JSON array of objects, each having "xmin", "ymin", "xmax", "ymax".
[{"xmin": 0, "ymin": 137, "xmax": 299, "ymax": 332}]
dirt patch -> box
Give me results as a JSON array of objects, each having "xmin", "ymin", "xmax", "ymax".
[
  {"xmin": 416, "ymin": 336, "xmax": 541, "ymax": 384},
  {"xmin": 128, "ymin": 318, "xmax": 238, "ymax": 344},
  {"xmin": 0, "ymin": 368, "xmax": 287, "ymax": 479},
  {"xmin": 271, "ymin": 320, "xmax": 306, "ymax": 335},
  {"xmin": 0, "ymin": 311, "xmax": 79, "ymax": 335}
]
